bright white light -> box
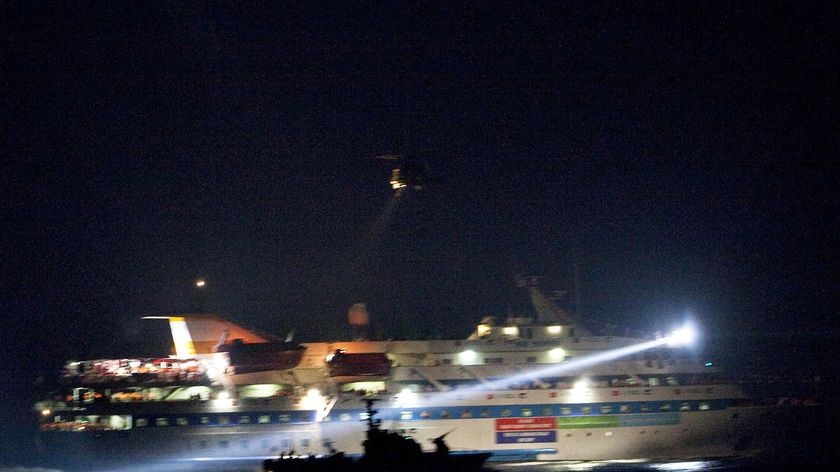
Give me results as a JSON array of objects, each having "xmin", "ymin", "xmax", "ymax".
[
  {"xmin": 667, "ymin": 324, "xmax": 697, "ymax": 347},
  {"xmin": 396, "ymin": 387, "xmax": 418, "ymax": 408},
  {"xmin": 195, "ymin": 279, "xmax": 206, "ymax": 288},
  {"xmin": 502, "ymin": 326, "xmax": 519, "ymax": 336},
  {"xmin": 217, "ymin": 390, "xmax": 229, "ymax": 400},
  {"xmin": 547, "ymin": 325, "xmax": 562, "ymax": 335},
  {"xmin": 301, "ymin": 388, "xmax": 329, "ymax": 421},
  {"xmin": 41, "ymin": 409, "xmax": 51, "ymax": 416},
  {"xmin": 548, "ymin": 347, "xmax": 565, "ymax": 361},
  {"xmin": 653, "ymin": 461, "xmax": 707, "ymax": 471},
  {"xmin": 573, "ymin": 378, "xmax": 590, "ymax": 390},
  {"xmin": 459, "ymin": 349, "xmax": 477, "ymax": 364}
]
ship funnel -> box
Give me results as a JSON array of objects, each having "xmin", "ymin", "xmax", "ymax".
[{"xmin": 347, "ymin": 303, "xmax": 370, "ymax": 341}]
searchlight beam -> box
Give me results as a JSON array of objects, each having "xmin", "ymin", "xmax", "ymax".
[{"xmin": 324, "ymin": 325, "xmax": 697, "ymax": 439}]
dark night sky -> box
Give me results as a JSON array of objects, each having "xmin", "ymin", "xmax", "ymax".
[{"xmin": 1, "ymin": 2, "xmax": 837, "ymax": 465}]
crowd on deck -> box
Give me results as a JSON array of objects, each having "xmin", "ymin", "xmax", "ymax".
[{"xmin": 61, "ymin": 358, "xmax": 208, "ymax": 384}]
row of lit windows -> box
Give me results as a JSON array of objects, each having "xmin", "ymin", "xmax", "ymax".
[
  {"xmin": 133, "ymin": 411, "xmax": 314, "ymax": 428},
  {"xmin": 130, "ymin": 399, "xmax": 720, "ymax": 429},
  {"xmin": 395, "ymin": 374, "xmax": 726, "ymax": 389},
  {"xmin": 326, "ymin": 401, "xmax": 718, "ymax": 422},
  {"xmin": 190, "ymin": 437, "xmax": 313, "ymax": 451}
]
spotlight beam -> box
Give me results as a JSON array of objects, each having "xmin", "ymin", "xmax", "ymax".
[
  {"xmin": 320, "ymin": 331, "xmax": 691, "ymax": 442},
  {"xmin": 437, "ymin": 336, "xmax": 674, "ymax": 401}
]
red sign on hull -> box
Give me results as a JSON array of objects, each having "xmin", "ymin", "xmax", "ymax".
[{"xmin": 495, "ymin": 417, "xmax": 555, "ymax": 431}]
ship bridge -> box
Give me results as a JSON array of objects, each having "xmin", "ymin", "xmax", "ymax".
[{"xmin": 467, "ymin": 316, "xmax": 577, "ymax": 343}]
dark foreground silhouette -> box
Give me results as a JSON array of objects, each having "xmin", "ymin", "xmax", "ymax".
[{"xmin": 263, "ymin": 399, "xmax": 491, "ymax": 472}]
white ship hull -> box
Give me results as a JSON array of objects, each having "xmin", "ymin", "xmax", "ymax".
[
  {"xmin": 37, "ymin": 386, "xmax": 768, "ymax": 470},
  {"xmin": 36, "ymin": 292, "xmax": 773, "ymax": 469}
]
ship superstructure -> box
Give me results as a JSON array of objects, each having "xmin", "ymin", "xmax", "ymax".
[{"xmin": 34, "ymin": 283, "xmax": 767, "ymax": 470}]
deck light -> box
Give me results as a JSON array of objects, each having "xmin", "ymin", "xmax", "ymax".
[
  {"xmin": 548, "ymin": 347, "xmax": 565, "ymax": 361},
  {"xmin": 459, "ymin": 349, "xmax": 477, "ymax": 364}
]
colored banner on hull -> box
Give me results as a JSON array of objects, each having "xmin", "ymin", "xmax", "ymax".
[
  {"xmin": 555, "ymin": 413, "xmax": 681, "ymax": 429},
  {"xmin": 556, "ymin": 415, "xmax": 620, "ymax": 429},
  {"xmin": 495, "ymin": 412, "xmax": 683, "ymax": 443},
  {"xmin": 618, "ymin": 412, "xmax": 681, "ymax": 427},
  {"xmin": 495, "ymin": 417, "xmax": 555, "ymax": 431},
  {"xmin": 496, "ymin": 430, "xmax": 557, "ymax": 444}
]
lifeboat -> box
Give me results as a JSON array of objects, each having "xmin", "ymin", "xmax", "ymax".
[
  {"xmin": 214, "ymin": 339, "xmax": 306, "ymax": 374},
  {"xmin": 327, "ymin": 350, "xmax": 391, "ymax": 381}
]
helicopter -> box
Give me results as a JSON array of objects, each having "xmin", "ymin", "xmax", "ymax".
[{"xmin": 375, "ymin": 154, "xmax": 433, "ymax": 197}]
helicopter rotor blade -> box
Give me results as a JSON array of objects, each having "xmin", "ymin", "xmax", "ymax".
[{"xmin": 374, "ymin": 154, "xmax": 403, "ymax": 161}]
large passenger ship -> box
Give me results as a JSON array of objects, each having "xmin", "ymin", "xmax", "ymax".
[{"xmin": 34, "ymin": 280, "xmax": 768, "ymax": 470}]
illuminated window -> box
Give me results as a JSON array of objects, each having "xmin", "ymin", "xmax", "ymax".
[
  {"xmin": 440, "ymin": 410, "xmax": 451, "ymax": 419},
  {"xmin": 459, "ymin": 350, "xmax": 477, "ymax": 364},
  {"xmin": 135, "ymin": 418, "xmax": 148, "ymax": 427},
  {"xmin": 699, "ymin": 402, "xmax": 710, "ymax": 411},
  {"xmin": 176, "ymin": 417, "xmax": 189, "ymax": 426},
  {"xmin": 420, "ymin": 411, "xmax": 431, "ymax": 418},
  {"xmin": 680, "ymin": 403, "xmax": 691, "ymax": 411},
  {"xmin": 547, "ymin": 326, "xmax": 562, "ymax": 335},
  {"xmin": 502, "ymin": 326, "xmax": 519, "ymax": 337},
  {"xmin": 581, "ymin": 406, "xmax": 592, "ymax": 415},
  {"xmin": 521, "ymin": 408, "xmax": 533, "ymax": 417},
  {"xmin": 620, "ymin": 405, "xmax": 631, "ymax": 413},
  {"xmin": 561, "ymin": 407, "xmax": 572, "ymax": 415},
  {"xmin": 461, "ymin": 410, "xmax": 473, "ymax": 418},
  {"xmin": 601, "ymin": 405, "xmax": 612, "ymax": 414},
  {"xmin": 401, "ymin": 411, "xmax": 413, "ymax": 420},
  {"xmin": 641, "ymin": 404, "xmax": 653, "ymax": 412},
  {"xmin": 278, "ymin": 414, "xmax": 291, "ymax": 423},
  {"xmin": 239, "ymin": 416, "xmax": 251, "ymax": 424},
  {"xmin": 200, "ymin": 416, "xmax": 210, "ymax": 425},
  {"xmin": 156, "ymin": 418, "xmax": 169, "ymax": 427},
  {"xmin": 259, "ymin": 415, "xmax": 271, "ymax": 424},
  {"xmin": 340, "ymin": 413, "xmax": 351, "ymax": 421},
  {"xmin": 659, "ymin": 403, "xmax": 672, "ymax": 411},
  {"xmin": 501, "ymin": 409, "xmax": 512, "ymax": 417}
]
